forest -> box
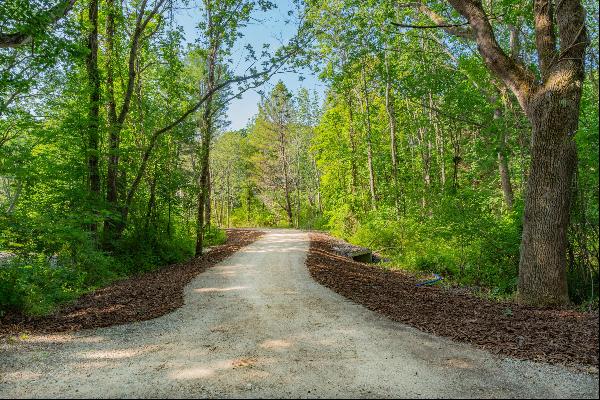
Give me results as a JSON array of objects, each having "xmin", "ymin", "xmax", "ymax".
[{"xmin": 0, "ymin": 0, "xmax": 598, "ymax": 319}]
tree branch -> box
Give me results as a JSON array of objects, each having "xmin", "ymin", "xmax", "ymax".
[
  {"xmin": 124, "ymin": 60, "xmax": 290, "ymax": 210},
  {"xmin": 398, "ymin": 2, "xmax": 475, "ymax": 39},
  {"xmin": 0, "ymin": 0, "xmax": 77, "ymax": 48},
  {"xmin": 391, "ymin": 21, "xmax": 470, "ymax": 29},
  {"xmin": 534, "ymin": 0, "xmax": 558, "ymax": 79},
  {"xmin": 446, "ymin": 0, "xmax": 536, "ymax": 108}
]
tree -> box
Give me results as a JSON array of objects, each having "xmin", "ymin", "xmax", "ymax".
[
  {"xmin": 249, "ymin": 82, "xmax": 297, "ymax": 226},
  {"xmin": 404, "ymin": 0, "xmax": 589, "ymax": 305}
]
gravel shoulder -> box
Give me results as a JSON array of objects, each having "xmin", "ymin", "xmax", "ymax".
[{"xmin": 1, "ymin": 229, "xmax": 598, "ymax": 398}]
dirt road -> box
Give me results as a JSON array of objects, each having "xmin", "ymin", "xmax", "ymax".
[{"xmin": 1, "ymin": 230, "xmax": 597, "ymax": 398}]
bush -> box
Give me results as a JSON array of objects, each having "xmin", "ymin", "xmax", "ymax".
[
  {"xmin": 0, "ymin": 256, "xmax": 86, "ymax": 316},
  {"xmin": 204, "ymin": 226, "xmax": 227, "ymax": 246},
  {"xmin": 115, "ymin": 231, "xmax": 194, "ymax": 273},
  {"xmin": 0, "ymin": 220, "xmax": 200, "ymax": 316},
  {"xmin": 326, "ymin": 191, "xmax": 523, "ymax": 300}
]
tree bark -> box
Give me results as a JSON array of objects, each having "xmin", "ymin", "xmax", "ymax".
[
  {"xmin": 103, "ymin": 0, "xmax": 166, "ymax": 245},
  {"xmin": 195, "ymin": 134, "xmax": 211, "ymax": 256},
  {"xmin": 492, "ymin": 96, "xmax": 515, "ymax": 210},
  {"xmin": 195, "ymin": 2, "xmax": 219, "ymax": 256},
  {"xmin": 195, "ymin": 92, "xmax": 215, "ymax": 257},
  {"xmin": 517, "ymin": 86, "xmax": 580, "ymax": 306},
  {"xmin": 497, "ymin": 149, "xmax": 514, "ymax": 210},
  {"xmin": 385, "ymin": 53, "xmax": 403, "ymax": 215},
  {"xmin": 344, "ymin": 94, "xmax": 359, "ymax": 195},
  {"xmin": 279, "ymin": 127, "xmax": 294, "ymax": 227},
  {"xmin": 103, "ymin": 0, "xmax": 120, "ymax": 246},
  {"xmin": 205, "ymin": 167, "xmax": 212, "ymax": 230}
]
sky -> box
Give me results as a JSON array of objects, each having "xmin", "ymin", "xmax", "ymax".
[{"xmin": 174, "ymin": 1, "xmax": 326, "ymax": 131}]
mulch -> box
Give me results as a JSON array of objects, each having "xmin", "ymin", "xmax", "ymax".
[
  {"xmin": 0, "ymin": 229, "xmax": 264, "ymax": 337},
  {"xmin": 306, "ymin": 232, "xmax": 599, "ymax": 368}
]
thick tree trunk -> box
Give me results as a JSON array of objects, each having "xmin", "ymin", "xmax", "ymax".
[
  {"xmin": 430, "ymin": 0, "xmax": 587, "ymax": 306},
  {"xmin": 518, "ymin": 88, "xmax": 580, "ymax": 306}
]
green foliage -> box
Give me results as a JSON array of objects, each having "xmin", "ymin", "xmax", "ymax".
[
  {"xmin": 0, "ymin": 0, "xmax": 282, "ymax": 316},
  {"xmin": 342, "ymin": 198, "xmax": 522, "ymax": 297},
  {"xmin": 0, "ymin": 215, "xmax": 199, "ymax": 315},
  {"xmin": 204, "ymin": 227, "xmax": 227, "ymax": 247},
  {"xmin": 0, "ymin": 256, "xmax": 87, "ymax": 316}
]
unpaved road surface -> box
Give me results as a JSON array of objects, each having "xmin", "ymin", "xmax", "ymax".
[{"xmin": 1, "ymin": 230, "xmax": 598, "ymax": 398}]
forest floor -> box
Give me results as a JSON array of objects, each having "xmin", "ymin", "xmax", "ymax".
[{"xmin": 1, "ymin": 229, "xmax": 597, "ymax": 398}]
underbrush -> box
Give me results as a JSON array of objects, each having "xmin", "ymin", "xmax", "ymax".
[
  {"xmin": 203, "ymin": 226, "xmax": 227, "ymax": 246},
  {"xmin": 0, "ymin": 225, "xmax": 227, "ymax": 317},
  {"xmin": 328, "ymin": 193, "xmax": 598, "ymax": 307}
]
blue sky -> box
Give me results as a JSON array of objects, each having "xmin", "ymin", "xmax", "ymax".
[{"xmin": 174, "ymin": 1, "xmax": 325, "ymax": 131}]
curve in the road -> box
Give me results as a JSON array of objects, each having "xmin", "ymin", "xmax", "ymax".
[{"xmin": 1, "ymin": 230, "xmax": 598, "ymax": 398}]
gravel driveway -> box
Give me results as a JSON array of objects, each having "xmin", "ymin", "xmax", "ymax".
[{"xmin": 0, "ymin": 229, "xmax": 598, "ymax": 398}]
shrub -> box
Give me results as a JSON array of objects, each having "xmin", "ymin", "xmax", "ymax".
[{"xmin": 0, "ymin": 256, "xmax": 86, "ymax": 316}]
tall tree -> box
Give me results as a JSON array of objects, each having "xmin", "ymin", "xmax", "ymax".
[
  {"xmin": 407, "ymin": 0, "xmax": 589, "ymax": 305},
  {"xmin": 86, "ymin": 0, "xmax": 101, "ymax": 234},
  {"xmin": 250, "ymin": 82, "xmax": 297, "ymax": 226}
]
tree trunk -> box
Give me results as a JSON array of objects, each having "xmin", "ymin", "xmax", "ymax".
[
  {"xmin": 279, "ymin": 128, "xmax": 294, "ymax": 227},
  {"xmin": 416, "ymin": 125, "xmax": 432, "ymax": 207},
  {"xmin": 103, "ymin": 0, "xmax": 121, "ymax": 246},
  {"xmin": 345, "ymin": 94, "xmax": 359, "ymax": 195},
  {"xmin": 435, "ymin": 0, "xmax": 587, "ymax": 306},
  {"xmin": 518, "ymin": 88, "xmax": 580, "ymax": 306},
  {"xmin": 385, "ymin": 53, "xmax": 402, "ymax": 215},
  {"xmin": 429, "ymin": 93, "xmax": 446, "ymax": 190},
  {"xmin": 195, "ymin": 133, "xmax": 211, "ymax": 256},
  {"xmin": 195, "ymin": 15, "xmax": 218, "ymax": 256},
  {"xmin": 498, "ymin": 149, "xmax": 514, "ymax": 210},
  {"xmin": 86, "ymin": 0, "xmax": 101, "ymax": 234},
  {"xmin": 491, "ymin": 89, "xmax": 515, "ymax": 210},
  {"xmin": 205, "ymin": 166, "xmax": 212, "ymax": 229},
  {"xmin": 360, "ymin": 64, "xmax": 377, "ymax": 211},
  {"xmin": 144, "ymin": 168, "xmax": 157, "ymax": 232}
]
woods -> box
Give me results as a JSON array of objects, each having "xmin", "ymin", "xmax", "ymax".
[{"xmin": 0, "ymin": 0, "xmax": 598, "ymax": 317}]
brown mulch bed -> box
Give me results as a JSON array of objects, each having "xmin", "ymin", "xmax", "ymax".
[
  {"xmin": 0, "ymin": 229, "xmax": 263, "ymax": 337},
  {"xmin": 307, "ymin": 232, "xmax": 599, "ymax": 368}
]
